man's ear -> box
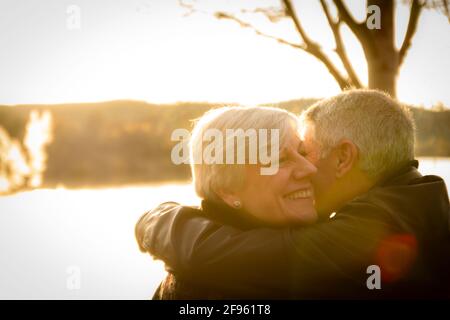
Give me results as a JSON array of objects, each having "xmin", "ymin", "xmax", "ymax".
[{"xmin": 335, "ymin": 139, "xmax": 359, "ymax": 178}]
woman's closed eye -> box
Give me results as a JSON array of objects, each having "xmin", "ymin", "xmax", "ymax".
[
  {"xmin": 279, "ymin": 149, "xmax": 297, "ymax": 165},
  {"xmin": 279, "ymin": 144, "xmax": 307, "ymax": 165},
  {"xmin": 279, "ymin": 156, "xmax": 289, "ymax": 165},
  {"xmin": 298, "ymin": 150, "xmax": 308, "ymax": 157},
  {"xmin": 297, "ymin": 145, "xmax": 309, "ymax": 157},
  {"xmin": 278, "ymin": 150, "xmax": 290, "ymax": 165}
]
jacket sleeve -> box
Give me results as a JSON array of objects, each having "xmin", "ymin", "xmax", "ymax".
[{"xmin": 136, "ymin": 201, "xmax": 392, "ymax": 297}]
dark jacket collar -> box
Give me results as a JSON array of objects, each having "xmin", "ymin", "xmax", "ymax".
[
  {"xmin": 374, "ymin": 160, "xmax": 420, "ymax": 188},
  {"xmin": 201, "ymin": 199, "xmax": 272, "ymax": 230}
]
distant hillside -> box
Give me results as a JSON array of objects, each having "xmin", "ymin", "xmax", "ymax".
[{"xmin": 0, "ymin": 99, "xmax": 449, "ymax": 188}]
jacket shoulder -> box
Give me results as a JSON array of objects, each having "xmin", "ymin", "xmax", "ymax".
[{"xmin": 135, "ymin": 202, "xmax": 202, "ymax": 253}]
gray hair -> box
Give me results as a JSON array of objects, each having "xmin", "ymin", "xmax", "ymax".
[
  {"xmin": 300, "ymin": 89, "xmax": 415, "ymax": 178},
  {"xmin": 190, "ymin": 106, "xmax": 299, "ymax": 200}
]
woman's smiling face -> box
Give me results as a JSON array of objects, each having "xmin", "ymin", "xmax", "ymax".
[{"xmin": 236, "ymin": 129, "xmax": 318, "ymax": 226}]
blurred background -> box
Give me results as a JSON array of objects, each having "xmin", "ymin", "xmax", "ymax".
[{"xmin": 0, "ymin": 0, "xmax": 449, "ymax": 299}]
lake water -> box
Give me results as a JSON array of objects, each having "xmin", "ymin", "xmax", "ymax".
[{"xmin": 0, "ymin": 158, "xmax": 449, "ymax": 299}]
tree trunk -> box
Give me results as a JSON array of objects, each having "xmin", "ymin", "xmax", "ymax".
[
  {"xmin": 364, "ymin": 0, "xmax": 399, "ymax": 97},
  {"xmin": 367, "ymin": 51, "xmax": 398, "ymax": 97}
]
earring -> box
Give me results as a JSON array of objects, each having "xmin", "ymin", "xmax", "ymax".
[{"xmin": 233, "ymin": 200, "xmax": 242, "ymax": 209}]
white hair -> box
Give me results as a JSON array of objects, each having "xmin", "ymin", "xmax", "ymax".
[
  {"xmin": 300, "ymin": 89, "xmax": 415, "ymax": 178},
  {"xmin": 190, "ymin": 106, "xmax": 299, "ymax": 200}
]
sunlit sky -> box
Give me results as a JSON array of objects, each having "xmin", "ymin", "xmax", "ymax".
[{"xmin": 0, "ymin": 0, "xmax": 449, "ymax": 107}]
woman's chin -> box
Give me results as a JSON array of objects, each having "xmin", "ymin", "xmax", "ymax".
[{"xmin": 283, "ymin": 198, "xmax": 318, "ymax": 224}]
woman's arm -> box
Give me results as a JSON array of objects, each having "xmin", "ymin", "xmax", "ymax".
[{"xmin": 136, "ymin": 202, "xmax": 390, "ymax": 297}]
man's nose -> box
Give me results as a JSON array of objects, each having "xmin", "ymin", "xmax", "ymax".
[{"xmin": 293, "ymin": 155, "xmax": 317, "ymax": 180}]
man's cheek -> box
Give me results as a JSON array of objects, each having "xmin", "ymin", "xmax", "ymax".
[{"xmin": 311, "ymin": 175, "xmax": 321, "ymax": 191}]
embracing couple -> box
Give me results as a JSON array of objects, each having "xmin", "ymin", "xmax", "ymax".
[{"xmin": 136, "ymin": 89, "xmax": 450, "ymax": 299}]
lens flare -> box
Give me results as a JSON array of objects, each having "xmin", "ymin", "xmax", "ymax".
[{"xmin": 376, "ymin": 233, "xmax": 418, "ymax": 283}]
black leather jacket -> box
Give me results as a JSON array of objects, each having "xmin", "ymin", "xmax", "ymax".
[
  {"xmin": 151, "ymin": 199, "xmax": 273, "ymax": 299},
  {"xmin": 136, "ymin": 161, "xmax": 450, "ymax": 299}
]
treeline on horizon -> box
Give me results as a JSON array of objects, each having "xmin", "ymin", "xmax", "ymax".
[{"xmin": 0, "ymin": 99, "xmax": 449, "ymax": 188}]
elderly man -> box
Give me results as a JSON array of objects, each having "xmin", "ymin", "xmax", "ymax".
[{"xmin": 136, "ymin": 90, "xmax": 450, "ymax": 299}]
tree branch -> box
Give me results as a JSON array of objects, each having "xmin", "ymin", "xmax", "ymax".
[
  {"xmin": 444, "ymin": 0, "xmax": 450, "ymax": 21},
  {"xmin": 423, "ymin": 0, "xmax": 450, "ymax": 22},
  {"xmin": 240, "ymin": 7, "xmax": 288, "ymax": 23},
  {"xmin": 281, "ymin": 0, "xmax": 316, "ymax": 46},
  {"xmin": 399, "ymin": 0, "xmax": 424, "ymax": 66},
  {"xmin": 215, "ymin": 12, "xmax": 304, "ymax": 50},
  {"xmin": 320, "ymin": 0, "xmax": 362, "ymax": 88},
  {"xmin": 178, "ymin": 0, "xmax": 196, "ymax": 17},
  {"xmin": 216, "ymin": 2, "xmax": 352, "ymax": 90},
  {"xmin": 280, "ymin": 0, "xmax": 351, "ymax": 89},
  {"xmin": 332, "ymin": 0, "xmax": 369, "ymax": 45}
]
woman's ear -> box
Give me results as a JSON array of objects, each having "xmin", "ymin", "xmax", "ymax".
[
  {"xmin": 213, "ymin": 187, "xmax": 241, "ymax": 208},
  {"xmin": 335, "ymin": 139, "xmax": 359, "ymax": 178}
]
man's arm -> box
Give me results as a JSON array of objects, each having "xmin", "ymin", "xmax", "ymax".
[{"xmin": 136, "ymin": 202, "xmax": 391, "ymax": 297}]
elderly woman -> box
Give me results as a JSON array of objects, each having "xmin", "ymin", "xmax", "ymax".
[{"xmin": 136, "ymin": 106, "xmax": 317, "ymax": 299}]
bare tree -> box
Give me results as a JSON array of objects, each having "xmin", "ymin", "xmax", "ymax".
[{"xmin": 180, "ymin": 0, "xmax": 449, "ymax": 98}]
